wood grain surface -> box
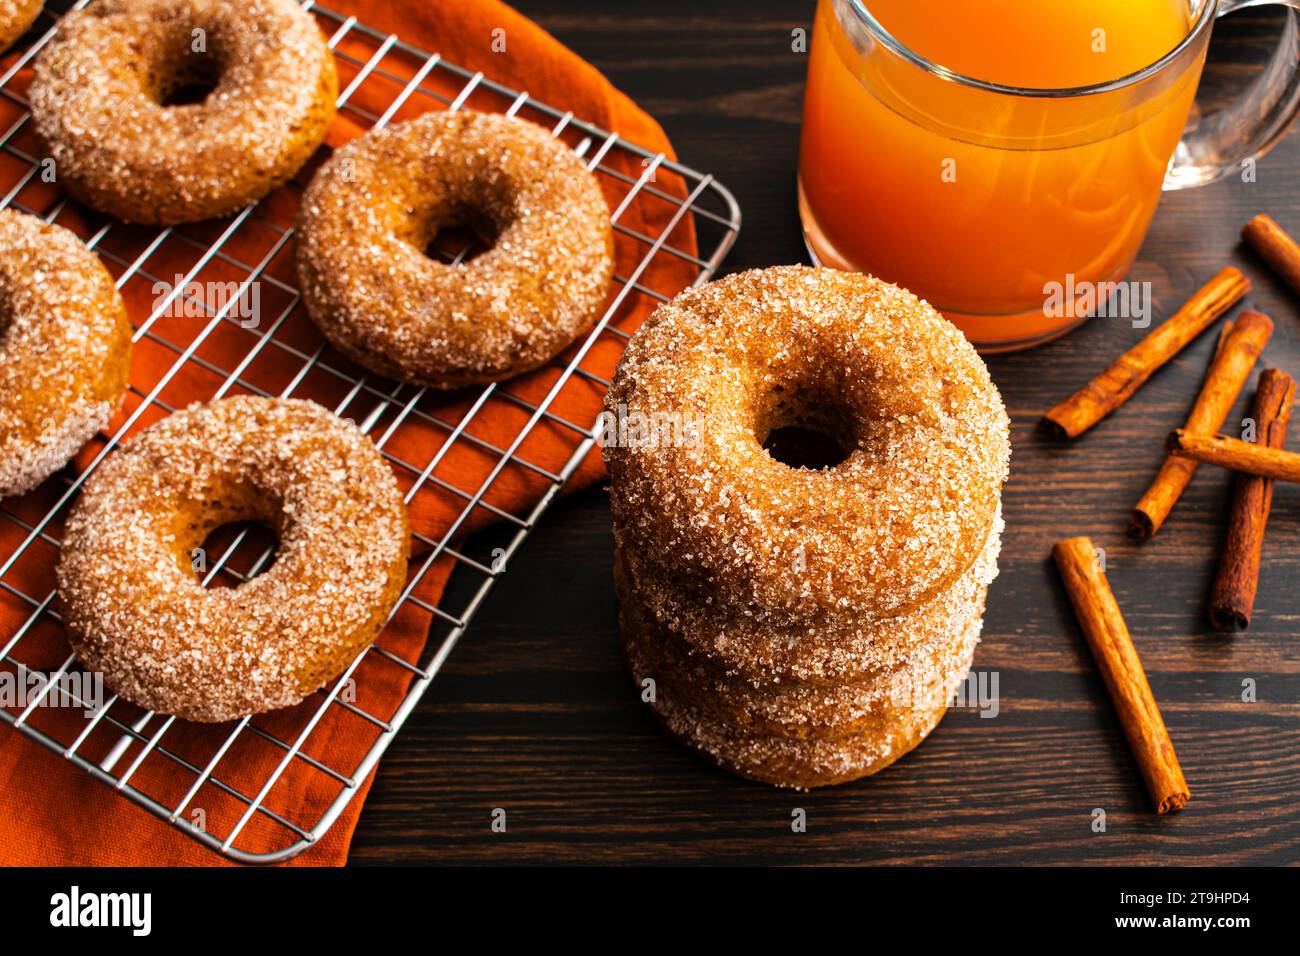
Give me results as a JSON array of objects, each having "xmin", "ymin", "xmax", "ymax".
[{"xmin": 349, "ymin": 0, "xmax": 1300, "ymax": 865}]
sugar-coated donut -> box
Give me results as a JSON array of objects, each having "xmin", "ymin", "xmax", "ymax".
[
  {"xmin": 0, "ymin": 209, "xmax": 131, "ymax": 499},
  {"xmin": 617, "ymin": 507, "xmax": 1002, "ymax": 687},
  {"xmin": 295, "ymin": 109, "xmax": 614, "ymax": 389},
  {"xmin": 623, "ymin": 605, "xmax": 979, "ymax": 789},
  {"xmin": 29, "ymin": 0, "xmax": 337, "ymax": 225},
  {"xmin": 605, "ymin": 265, "xmax": 1010, "ymax": 624},
  {"xmin": 56, "ymin": 396, "xmax": 410, "ymax": 723},
  {"xmin": 616, "ymin": 551, "xmax": 988, "ymax": 742},
  {"xmin": 0, "ymin": 0, "xmax": 41, "ymax": 54}
]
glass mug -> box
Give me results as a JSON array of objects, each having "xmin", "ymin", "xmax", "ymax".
[{"xmin": 798, "ymin": 0, "xmax": 1300, "ymax": 352}]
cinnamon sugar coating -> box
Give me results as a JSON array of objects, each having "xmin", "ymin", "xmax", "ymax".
[
  {"xmin": 0, "ymin": 0, "xmax": 41, "ymax": 55},
  {"xmin": 30, "ymin": 0, "xmax": 337, "ymax": 224},
  {"xmin": 56, "ymin": 396, "xmax": 411, "ymax": 723},
  {"xmin": 295, "ymin": 109, "xmax": 614, "ymax": 389},
  {"xmin": 605, "ymin": 266, "xmax": 1010, "ymax": 623},
  {"xmin": 0, "ymin": 209, "xmax": 131, "ymax": 498}
]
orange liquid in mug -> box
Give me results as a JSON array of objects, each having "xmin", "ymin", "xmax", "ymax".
[{"xmin": 799, "ymin": 0, "xmax": 1203, "ymax": 348}]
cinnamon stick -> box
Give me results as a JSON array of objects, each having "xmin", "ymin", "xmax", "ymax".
[
  {"xmin": 1168, "ymin": 428, "xmax": 1300, "ymax": 483},
  {"xmin": 1130, "ymin": 309, "xmax": 1273, "ymax": 539},
  {"xmin": 1242, "ymin": 214, "xmax": 1300, "ymax": 297},
  {"xmin": 1208, "ymin": 369, "xmax": 1295, "ymax": 631},
  {"xmin": 1052, "ymin": 537, "xmax": 1190, "ymax": 814},
  {"xmin": 1042, "ymin": 267, "xmax": 1251, "ymax": 439}
]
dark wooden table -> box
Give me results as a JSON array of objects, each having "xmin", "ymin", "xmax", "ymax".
[{"xmin": 350, "ymin": 1, "xmax": 1300, "ymax": 865}]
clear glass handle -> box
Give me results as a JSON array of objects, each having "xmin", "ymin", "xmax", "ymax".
[{"xmin": 1165, "ymin": 0, "xmax": 1300, "ymax": 190}]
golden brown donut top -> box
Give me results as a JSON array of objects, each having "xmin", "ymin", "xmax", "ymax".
[
  {"xmin": 605, "ymin": 265, "xmax": 1011, "ymax": 623},
  {"xmin": 295, "ymin": 109, "xmax": 614, "ymax": 388},
  {"xmin": 0, "ymin": 208, "xmax": 131, "ymax": 497},
  {"xmin": 56, "ymin": 396, "xmax": 410, "ymax": 723},
  {"xmin": 30, "ymin": 0, "xmax": 335, "ymax": 219}
]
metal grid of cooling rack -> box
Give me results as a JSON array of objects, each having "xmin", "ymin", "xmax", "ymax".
[{"xmin": 0, "ymin": 1, "xmax": 740, "ymax": 863}]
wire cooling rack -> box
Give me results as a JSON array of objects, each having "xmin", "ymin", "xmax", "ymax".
[{"xmin": 0, "ymin": 1, "xmax": 740, "ymax": 862}]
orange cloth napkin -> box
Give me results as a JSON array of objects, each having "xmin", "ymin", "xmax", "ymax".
[{"xmin": 0, "ymin": 0, "xmax": 699, "ymax": 865}]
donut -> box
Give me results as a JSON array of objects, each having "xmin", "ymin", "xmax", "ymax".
[
  {"xmin": 295, "ymin": 109, "xmax": 614, "ymax": 389},
  {"xmin": 56, "ymin": 396, "xmax": 410, "ymax": 723},
  {"xmin": 617, "ymin": 506, "xmax": 1002, "ymax": 687},
  {"xmin": 604, "ymin": 265, "xmax": 1009, "ymax": 624},
  {"xmin": 0, "ymin": 209, "xmax": 131, "ymax": 499},
  {"xmin": 616, "ymin": 552, "xmax": 988, "ymax": 741},
  {"xmin": 0, "ymin": 0, "xmax": 41, "ymax": 54},
  {"xmin": 29, "ymin": 0, "xmax": 337, "ymax": 225},
  {"xmin": 623, "ymin": 612, "xmax": 977, "ymax": 789}
]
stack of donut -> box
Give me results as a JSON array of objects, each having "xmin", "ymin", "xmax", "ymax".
[{"xmin": 605, "ymin": 266, "xmax": 1011, "ymax": 788}]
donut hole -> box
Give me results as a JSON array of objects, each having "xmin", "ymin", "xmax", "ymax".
[
  {"xmin": 0, "ymin": 279, "xmax": 18, "ymax": 342},
  {"xmin": 758, "ymin": 386, "xmax": 855, "ymax": 470},
  {"xmin": 156, "ymin": 49, "xmax": 223, "ymax": 108},
  {"xmin": 763, "ymin": 425, "xmax": 851, "ymax": 470},
  {"xmin": 422, "ymin": 208, "xmax": 501, "ymax": 266},
  {"xmin": 193, "ymin": 520, "xmax": 280, "ymax": 588}
]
